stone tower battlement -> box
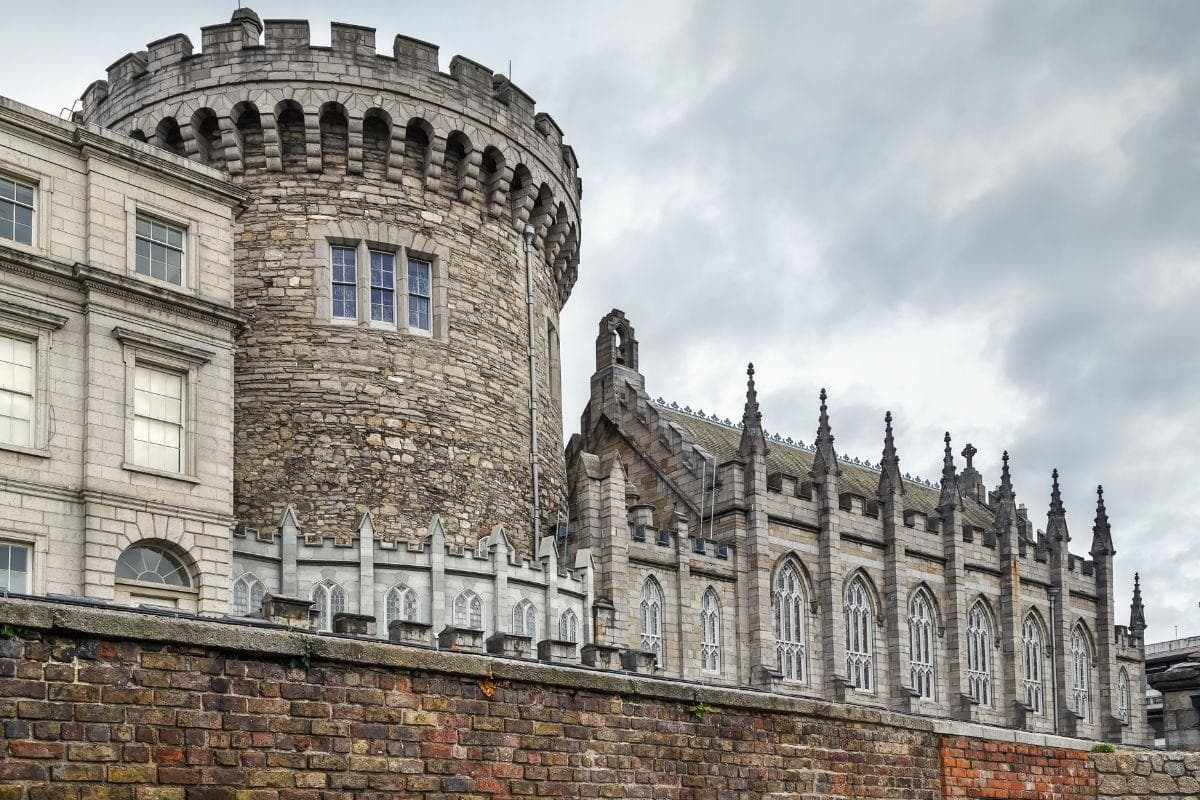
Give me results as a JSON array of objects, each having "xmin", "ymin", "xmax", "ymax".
[{"xmin": 79, "ymin": 10, "xmax": 582, "ymax": 554}]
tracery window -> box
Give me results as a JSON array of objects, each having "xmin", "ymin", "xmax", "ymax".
[
  {"xmin": 385, "ymin": 584, "xmax": 419, "ymax": 627},
  {"xmin": 558, "ymin": 609, "xmax": 578, "ymax": 643},
  {"xmin": 773, "ymin": 561, "xmax": 807, "ymax": 682},
  {"xmin": 700, "ymin": 588, "xmax": 721, "ymax": 674},
  {"xmin": 966, "ymin": 601, "xmax": 993, "ymax": 706},
  {"xmin": 844, "ymin": 576, "xmax": 874, "ymax": 692},
  {"xmin": 1071, "ymin": 626, "xmax": 1092, "ymax": 722},
  {"xmin": 1117, "ymin": 668, "xmax": 1130, "ymax": 724},
  {"xmin": 1022, "ymin": 616, "xmax": 1045, "ymax": 714},
  {"xmin": 453, "ymin": 589, "xmax": 482, "ymax": 629},
  {"xmin": 311, "ymin": 579, "xmax": 346, "ymax": 632},
  {"xmin": 232, "ymin": 573, "xmax": 266, "ymax": 617},
  {"xmin": 512, "ymin": 598, "xmax": 537, "ymax": 639},
  {"xmin": 640, "ymin": 576, "xmax": 664, "ymax": 667},
  {"xmin": 908, "ymin": 591, "xmax": 935, "ymax": 699}
]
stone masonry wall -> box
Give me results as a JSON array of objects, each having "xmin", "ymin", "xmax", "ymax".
[
  {"xmin": 0, "ymin": 597, "xmax": 1153, "ymax": 800},
  {"xmin": 1093, "ymin": 751, "xmax": 1200, "ymax": 798}
]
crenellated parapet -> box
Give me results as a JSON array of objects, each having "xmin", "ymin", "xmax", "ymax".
[{"xmin": 80, "ymin": 9, "xmax": 581, "ymax": 303}]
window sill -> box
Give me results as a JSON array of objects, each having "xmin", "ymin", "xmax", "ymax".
[
  {"xmin": 0, "ymin": 441, "xmax": 50, "ymax": 459},
  {"xmin": 121, "ymin": 462, "xmax": 202, "ymax": 485}
]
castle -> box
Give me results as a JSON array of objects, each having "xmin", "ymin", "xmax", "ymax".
[{"xmin": 0, "ymin": 9, "xmax": 1147, "ymax": 744}]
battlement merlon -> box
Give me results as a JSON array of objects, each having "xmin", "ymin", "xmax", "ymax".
[{"xmin": 77, "ymin": 12, "xmax": 580, "ymax": 201}]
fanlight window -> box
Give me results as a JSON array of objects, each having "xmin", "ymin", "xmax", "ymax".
[
  {"xmin": 116, "ymin": 543, "xmax": 191, "ymax": 587},
  {"xmin": 908, "ymin": 592, "xmax": 935, "ymax": 700},
  {"xmin": 1117, "ymin": 669, "xmax": 1130, "ymax": 724},
  {"xmin": 311, "ymin": 579, "xmax": 346, "ymax": 632},
  {"xmin": 385, "ymin": 584, "xmax": 419, "ymax": 626},
  {"xmin": 232, "ymin": 573, "xmax": 266, "ymax": 617},
  {"xmin": 453, "ymin": 590, "xmax": 483, "ymax": 630},
  {"xmin": 1071, "ymin": 627, "xmax": 1092, "ymax": 722},
  {"xmin": 512, "ymin": 599, "xmax": 537, "ymax": 639},
  {"xmin": 844, "ymin": 576, "xmax": 874, "ymax": 692},
  {"xmin": 700, "ymin": 588, "xmax": 721, "ymax": 674},
  {"xmin": 773, "ymin": 561, "xmax": 807, "ymax": 682},
  {"xmin": 640, "ymin": 576, "xmax": 664, "ymax": 667},
  {"xmin": 966, "ymin": 602, "xmax": 993, "ymax": 706},
  {"xmin": 1022, "ymin": 616, "xmax": 1045, "ymax": 714},
  {"xmin": 558, "ymin": 609, "xmax": 578, "ymax": 643}
]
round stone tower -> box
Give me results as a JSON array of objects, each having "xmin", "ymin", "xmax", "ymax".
[{"xmin": 80, "ymin": 10, "xmax": 581, "ymax": 554}]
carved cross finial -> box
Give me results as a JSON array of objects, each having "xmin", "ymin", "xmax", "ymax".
[{"xmin": 961, "ymin": 443, "xmax": 977, "ymax": 470}]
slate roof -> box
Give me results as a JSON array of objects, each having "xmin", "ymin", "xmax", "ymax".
[{"xmin": 656, "ymin": 404, "xmax": 995, "ymax": 530}]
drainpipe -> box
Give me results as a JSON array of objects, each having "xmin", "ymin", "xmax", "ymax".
[
  {"xmin": 1049, "ymin": 587, "xmax": 1060, "ymax": 735},
  {"xmin": 523, "ymin": 224, "xmax": 541, "ymax": 545}
]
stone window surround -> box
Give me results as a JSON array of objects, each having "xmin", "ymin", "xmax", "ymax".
[
  {"xmin": 123, "ymin": 197, "xmax": 202, "ymax": 294},
  {"xmin": 0, "ymin": 298, "xmax": 67, "ymax": 458},
  {"xmin": 312, "ymin": 225, "xmax": 450, "ymax": 342},
  {"xmin": 114, "ymin": 326, "xmax": 213, "ymax": 484},
  {"xmin": 0, "ymin": 162, "xmax": 53, "ymax": 256}
]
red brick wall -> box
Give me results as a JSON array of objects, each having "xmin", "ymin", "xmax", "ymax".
[{"xmin": 940, "ymin": 736, "xmax": 1097, "ymax": 799}]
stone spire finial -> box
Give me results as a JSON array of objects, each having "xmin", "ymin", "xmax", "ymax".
[
  {"xmin": 937, "ymin": 432, "xmax": 960, "ymax": 511},
  {"xmin": 1090, "ymin": 484, "xmax": 1115, "ymax": 558},
  {"xmin": 1129, "ymin": 572, "xmax": 1147, "ymax": 635},
  {"xmin": 1047, "ymin": 468, "xmax": 1070, "ymax": 543},
  {"xmin": 877, "ymin": 411, "xmax": 904, "ymax": 498},
  {"xmin": 738, "ymin": 363, "xmax": 767, "ymax": 458},
  {"xmin": 998, "ymin": 451, "xmax": 1014, "ymax": 502},
  {"xmin": 810, "ymin": 387, "xmax": 840, "ymax": 479}
]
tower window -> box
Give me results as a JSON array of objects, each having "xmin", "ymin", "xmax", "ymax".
[
  {"xmin": 331, "ymin": 246, "xmax": 357, "ymax": 320},
  {"xmin": 369, "ymin": 250, "xmax": 395, "ymax": 324},
  {"xmin": 407, "ymin": 257, "xmax": 431, "ymax": 332}
]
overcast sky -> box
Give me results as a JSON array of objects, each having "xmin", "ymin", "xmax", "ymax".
[{"xmin": 3, "ymin": 1, "xmax": 1197, "ymax": 642}]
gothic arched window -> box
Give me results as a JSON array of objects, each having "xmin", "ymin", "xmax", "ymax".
[
  {"xmin": 844, "ymin": 576, "xmax": 874, "ymax": 692},
  {"xmin": 1022, "ymin": 615, "xmax": 1045, "ymax": 714},
  {"xmin": 1117, "ymin": 668, "xmax": 1130, "ymax": 724},
  {"xmin": 453, "ymin": 589, "xmax": 482, "ymax": 630},
  {"xmin": 700, "ymin": 588, "xmax": 721, "ymax": 674},
  {"xmin": 1071, "ymin": 626, "xmax": 1092, "ymax": 722},
  {"xmin": 558, "ymin": 608, "xmax": 578, "ymax": 643},
  {"xmin": 385, "ymin": 584, "xmax": 419, "ymax": 627},
  {"xmin": 232, "ymin": 573, "xmax": 266, "ymax": 617},
  {"xmin": 773, "ymin": 561, "xmax": 807, "ymax": 683},
  {"xmin": 512, "ymin": 598, "xmax": 537, "ymax": 639},
  {"xmin": 908, "ymin": 590, "xmax": 935, "ymax": 700},
  {"xmin": 640, "ymin": 576, "xmax": 664, "ymax": 667},
  {"xmin": 311, "ymin": 579, "xmax": 346, "ymax": 632},
  {"xmin": 966, "ymin": 601, "xmax": 993, "ymax": 706}
]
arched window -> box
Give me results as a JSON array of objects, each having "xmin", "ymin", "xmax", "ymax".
[
  {"xmin": 700, "ymin": 588, "xmax": 721, "ymax": 674},
  {"xmin": 640, "ymin": 576, "xmax": 664, "ymax": 667},
  {"xmin": 116, "ymin": 542, "xmax": 191, "ymax": 587},
  {"xmin": 773, "ymin": 560, "xmax": 807, "ymax": 682},
  {"xmin": 1022, "ymin": 615, "xmax": 1045, "ymax": 714},
  {"xmin": 1071, "ymin": 626, "xmax": 1092, "ymax": 722},
  {"xmin": 844, "ymin": 576, "xmax": 874, "ymax": 692},
  {"xmin": 232, "ymin": 573, "xmax": 266, "ymax": 617},
  {"xmin": 310, "ymin": 579, "xmax": 346, "ymax": 632},
  {"xmin": 512, "ymin": 598, "xmax": 536, "ymax": 639},
  {"xmin": 558, "ymin": 608, "xmax": 578, "ymax": 643},
  {"xmin": 1117, "ymin": 668, "xmax": 1130, "ymax": 724},
  {"xmin": 908, "ymin": 590, "xmax": 935, "ymax": 699},
  {"xmin": 385, "ymin": 584, "xmax": 419, "ymax": 627},
  {"xmin": 453, "ymin": 589, "xmax": 482, "ymax": 629},
  {"xmin": 966, "ymin": 601, "xmax": 993, "ymax": 706}
]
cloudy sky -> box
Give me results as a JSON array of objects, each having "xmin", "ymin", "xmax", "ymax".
[{"xmin": 3, "ymin": 1, "xmax": 1197, "ymax": 642}]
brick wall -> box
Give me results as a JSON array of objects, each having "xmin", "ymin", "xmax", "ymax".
[{"xmin": 0, "ymin": 597, "xmax": 1149, "ymax": 800}]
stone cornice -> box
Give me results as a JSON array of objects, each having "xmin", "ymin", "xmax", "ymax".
[{"xmin": 75, "ymin": 263, "xmax": 245, "ymax": 330}]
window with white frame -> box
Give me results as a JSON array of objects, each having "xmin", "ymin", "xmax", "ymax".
[
  {"xmin": 640, "ymin": 576, "xmax": 664, "ymax": 667},
  {"xmin": 385, "ymin": 584, "xmax": 419, "ymax": 627},
  {"xmin": 1117, "ymin": 668, "xmax": 1130, "ymax": 724},
  {"xmin": 135, "ymin": 215, "xmax": 185, "ymax": 285},
  {"xmin": 512, "ymin": 598, "xmax": 536, "ymax": 639},
  {"xmin": 369, "ymin": 250, "xmax": 395, "ymax": 323},
  {"xmin": 453, "ymin": 589, "xmax": 482, "ymax": 629},
  {"xmin": 966, "ymin": 602, "xmax": 993, "ymax": 706},
  {"xmin": 908, "ymin": 591, "xmax": 935, "ymax": 700},
  {"xmin": 0, "ymin": 541, "xmax": 30, "ymax": 593},
  {"xmin": 700, "ymin": 588, "xmax": 721, "ymax": 674},
  {"xmin": 132, "ymin": 365, "xmax": 185, "ymax": 473},
  {"xmin": 1071, "ymin": 626, "xmax": 1092, "ymax": 722},
  {"xmin": 0, "ymin": 333, "xmax": 35, "ymax": 447},
  {"xmin": 773, "ymin": 561, "xmax": 807, "ymax": 682},
  {"xmin": 407, "ymin": 257, "xmax": 432, "ymax": 332},
  {"xmin": 558, "ymin": 608, "xmax": 578, "ymax": 643},
  {"xmin": 331, "ymin": 246, "xmax": 357, "ymax": 320},
  {"xmin": 0, "ymin": 175, "xmax": 35, "ymax": 246},
  {"xmin": 232, "ymin": 573, "xmax": 266, "ymax": 617},
  {"xmin": 844, "ymin": 576, "xmax": 874, "ymax": 691},
  {"xmin": 1022, "ymin": 616, "xmax": 1045, "ymax": 714},
  {"xmin": 311, "ymin": 579, "xmax": 346, "ymax": 632}
]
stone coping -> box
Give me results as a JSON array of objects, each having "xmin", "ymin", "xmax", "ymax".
[{"xmin": 0, "ymin": 596, "xmax": 1094, "ymax": 751}]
